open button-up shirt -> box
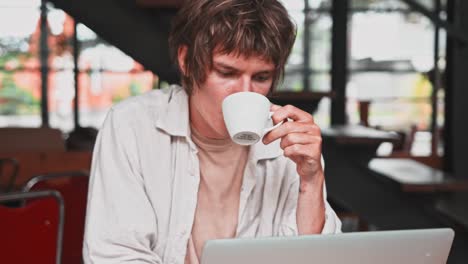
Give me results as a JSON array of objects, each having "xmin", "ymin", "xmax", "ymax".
[{"xmin": 83, "ymin": 85, "xmax": 342, "ymax": 264}]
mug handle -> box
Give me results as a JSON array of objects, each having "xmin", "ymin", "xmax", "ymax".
[{"xmin": 263, "ymin": 111, "xmax": 284, "ymax": 135}]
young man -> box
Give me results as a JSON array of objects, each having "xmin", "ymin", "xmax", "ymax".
[{"xmin": 83, "ymin": 1, "xmax": 341, "ymax": 263}]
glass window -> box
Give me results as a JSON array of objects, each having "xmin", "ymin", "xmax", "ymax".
[
  {"xmin": 351, "ymin": 0, "xmax": 445, "ymax": 13},
  {"xmin": 47, "ymin": 5, "xmax": 76, "ymax": 132},
  {"xmin": 281, "ymin": 0, "xmax": 304, "ymax": 11},
  {"xmin": 282, "ymin": 72, "xmax": 303, "ymax": 92},
  {"xmin": 350, "ymin": 12, "xmax": 436, "ymax": 65},
  {"xmin": 348, "ymin": 1, "xmax": 445, "ymax": 156},
  {"xmin": 314, "ymin": 97, "xmax": 332, "ymax": 127},
  {"xmin": 309, "ymin": 72, "xmax": 331, "ymax": 92},
  {"xmin": 77, "ymin": 24, "xmax": 157, "ymax": 129},
  {"xmin": 0, "ymin": 0, "xmax": 41, "ymax": 127},
  {"xmin": 281, "ymin": 0, "xmax": 333, "ymax": 94},
  {"xmin": 309, "ymin": 14, "xmax": 332, "ymax": 71},
  {"xmin": 347, "ymin": 77, "xmax": 433, "ymax": 130},
  {"xmin": 280, "ymin": 0, "xmax": 333, "ymax": 127},
  {"xmin": 352, "ymin": 0, "xmax": 408, "ymax": 10},
  {"xmin": 308, "ymin": 0, "xmax": 332, "ymax": 10},
  {"xmin": 283, "ymin": 9, "xmax": 304, "ymax": 76},
  {"xmin": 0, "ymin": 1, "xmax": 158, "ymax": 131}
]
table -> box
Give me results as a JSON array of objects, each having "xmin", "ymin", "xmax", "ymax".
[
  {"xmin": 322, "ymin": 125, "xmax": 400, "ymax": 166},
  {"xmin": 369, "ymin": 158, "xmax": 468, "ymax": 193}
]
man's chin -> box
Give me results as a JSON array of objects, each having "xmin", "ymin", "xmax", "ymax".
[
  {"xmin": 195, "ymin": 123, "xmax": 230, "ymax": 140},
  {"xmin": 213, "ymin": 129, "xmax": 231, "ymax": 140},
  {"xmin": 208, "ymin": 124, "xmax": 231, "ymax": 140}
]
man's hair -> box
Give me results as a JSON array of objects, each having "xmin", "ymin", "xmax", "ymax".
[{"xmin": 168, "ymin": 0, "xmax": 296, "ymax": 94}]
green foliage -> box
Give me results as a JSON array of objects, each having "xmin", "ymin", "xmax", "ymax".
[
  {"xmin": 111, "ymin": 80, "xmax": 145, "ymax": 103},
  {"xmin": 0, "ymin": 73, "xmax": 39, "ymax": 115},
  {"xmin": 0, "ymin": 51, "xmax": 20, "ymax": 67},
  {"xmin": 129, "ymin": 80, "xmax": 143, "ymax": 96}
]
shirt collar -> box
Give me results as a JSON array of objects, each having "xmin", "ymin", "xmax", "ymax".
[
  {"xmin": 154, "ymin": 85, "xmax": 190, "ymax": 138},
  {"xmin": 154, "ymin": 85, "xmax": 283, "ymax": 161}
]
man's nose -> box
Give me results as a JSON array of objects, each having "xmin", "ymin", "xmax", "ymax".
[{"xmin": 237, "ymin": 76, "xmax": 253, "ymax": 92}]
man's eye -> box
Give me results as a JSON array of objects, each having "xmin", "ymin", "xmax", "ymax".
[
  {"xmin": 254, "ymin": 75, "xmax": 271, "ymax": 82},
  {"xmin": 218, "ymin": 71, "xmax": 235, "ymax": 77}
]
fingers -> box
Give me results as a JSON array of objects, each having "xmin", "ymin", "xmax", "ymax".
[
  {"xmin": 279, "ymin": 132, "xmax": 322, "ymax": 150},
  {"xmin": 270, "ymin": 104, "xmax": 313, "ymax": 124},
  {"xmin": 270, "ymin": 104, "xmax": 282, "ymax": 112},
  {"xmin": 263, "ymin": 121, "xmax": 321, "ymax": 145},
  {"xmin": 283, "ymin": 143, "xmax": 322, "ymax": 166},
  {"xmin": 267, "ymin": 104, "xmax": 323, "ymax": 178}
]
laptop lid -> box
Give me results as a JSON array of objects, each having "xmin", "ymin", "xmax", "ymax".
[{"xmin": 201, "ymin": 228, "xmax": 454, "ymax": 264}]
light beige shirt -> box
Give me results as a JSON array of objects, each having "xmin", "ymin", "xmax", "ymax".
[
  {"xmin": 83, "ymin": 85, "xmax": 342, "ymax": 264},
  {"xmin": 187, "ymin": 125, "xmax": 249, "ymax": 263}
]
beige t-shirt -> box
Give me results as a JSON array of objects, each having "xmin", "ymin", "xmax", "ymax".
[{"xmin": 185, "ymin": 126, "xmax": 249, "ymax": 264}]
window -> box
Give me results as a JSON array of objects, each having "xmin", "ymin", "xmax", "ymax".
[
  {"xmin": 282, "ymin": 0, "xmax": 333, "ymax": 127},
  {"xmin": 282, "ymin": 0, "xmax": 332, "ymax": 92},
  {"xmin": 0, "ymin": 1, "xmax": 158, "ymax": 131},
  {"xmin": 46, "ymin": 5, "xmax": 75, "ymax": 132},
  {"xmin": 76, "ymin": 24, "xmax": 157, "ymax": 129},
  {"xmin": 347, "ymin": 0, "xmax": 446, "ymax": 156},
  {"xmin": 0, "ymin": 0, "xmax": 41, "ymax": 127}
]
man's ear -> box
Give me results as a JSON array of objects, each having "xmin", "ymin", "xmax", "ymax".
[{"xmin": 177, "ymin": 45, "xmax": 188, "ymax": 76}]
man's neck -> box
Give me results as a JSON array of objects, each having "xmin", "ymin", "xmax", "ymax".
[{"xmin": 189, "ymin": 97, "xmax": 228, "ymax": 140}]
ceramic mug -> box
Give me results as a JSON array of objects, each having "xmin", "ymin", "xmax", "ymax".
[{"xmin": 222, "ymin": 92, "xmax": 283, "ymax": 145}]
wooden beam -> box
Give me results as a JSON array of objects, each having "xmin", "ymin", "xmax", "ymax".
[
  {"xmin": 136, "ymin": 0, "xmax": 184, "ymax": 8},
  {"xmin": 330, "ymin": 0, "xmax": 349, "ymax": 125},
  {"xmin": 445, "ymin": 0, "xmax": 468, "ymax": 178},
  {"xmin": 401, "ymin": 0, "xmax": 468, "ymax": 44},
  {"xmin": 49, "ymin": 0, "xmax": 180, "ymax": 83}
]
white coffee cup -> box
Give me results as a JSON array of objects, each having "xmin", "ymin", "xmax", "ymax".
[{"xmin": 222, "ymin": 92, "xmax": 283, "ymax": 145}]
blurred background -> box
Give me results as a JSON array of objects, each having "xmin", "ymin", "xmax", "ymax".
[{"xmin": 0, "ymin": 0, "xmax": 467, "ymax": 263}]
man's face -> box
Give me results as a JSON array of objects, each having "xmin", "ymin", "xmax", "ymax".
[{"xmin": 189, "ymin": 52, "xmax": 275, "ymax": 139}]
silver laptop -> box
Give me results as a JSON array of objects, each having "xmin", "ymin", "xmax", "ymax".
[{"xmin": 201, "ymin": 228, "xmax": 454, "ymax": 264}]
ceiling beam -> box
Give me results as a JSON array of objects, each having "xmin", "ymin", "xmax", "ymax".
[
  {"xmin": 401, "ymin": 0, "xmax": 468, "ymax": 44},
  {"xmin": 136, "ymin": 0, "xmax": 184, "ymax": 8}
]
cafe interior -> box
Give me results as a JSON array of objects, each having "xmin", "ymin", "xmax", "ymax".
[{"xmin": 0, "ymin": 0, "xmax": 467, "ymax": 263}]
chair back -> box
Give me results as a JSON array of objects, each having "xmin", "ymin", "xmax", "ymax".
[
  {"xmin": 0, "ymin": 190, "xmax": 64, "ymax": 264},
  {"xmin": 0, "ymin": 127, "xmax": 65, "ymax": 152},
  {"xmin": 0, "ymin": 158, "xmax": 19, "ymax": 193},
  {"xmin": 24, "ymin": 171, "xmax": 89, "ymax": 264}
]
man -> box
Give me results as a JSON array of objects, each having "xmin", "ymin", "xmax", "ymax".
[{"xmin": 83, "ymin": 0, "xmax": 341, "ymax": 263}]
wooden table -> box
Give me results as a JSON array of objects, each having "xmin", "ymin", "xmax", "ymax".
[
  {"xmin": 322, "ymin": 125, "xmax": 400, "ymax": 145},
  {"xmin": 369, "ymin": 158, "xmax": 468, "ymax": 193},
  {"xmin": 435, "ymin": 192, "xmax": 468, "ymax": 231},
  {"xmin": 322, "ymin": 125, "xmax": 400, "ymax": 166}
]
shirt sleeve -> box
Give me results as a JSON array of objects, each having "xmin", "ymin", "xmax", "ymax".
[
  {"xmin": 320, "ymin": 156, "xmax": 342, "ymax": 234},
  {"xmin": 83, "ymin": 108, "xmax": 162, "ymax": 264},
  {"xmin": 320, "ymin": 182, "xmax": 342, "ymax": 234},
  {"xmin": 279, "ymin": 179, "xmax": 342, "ymax": 235}
]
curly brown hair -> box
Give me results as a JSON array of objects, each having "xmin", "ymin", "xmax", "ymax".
[{"xmin": 168, "ymin": 0, "xmax": 296, "ymax": 94}]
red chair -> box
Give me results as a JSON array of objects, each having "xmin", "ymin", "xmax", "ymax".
[
  {"xmin": 0, "ymin": 190, "xmax": 64, "ymax": 264},
  {"xmin": 24, "ymin": 171, "xmax": 89, "ymax": 264},
  {"xmin": 0, "ymin": 158, "xmax": 19, "ymax": 193}
]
